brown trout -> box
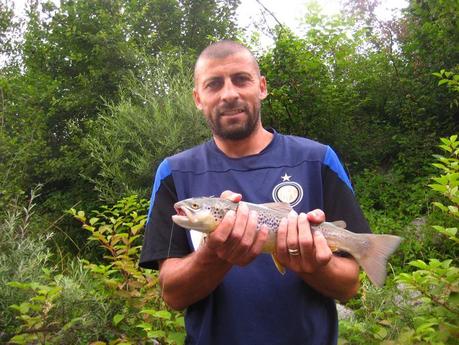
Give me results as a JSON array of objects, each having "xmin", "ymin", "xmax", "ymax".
[{"xmin": 172, "ymin": 197, "xmax": 402, "ymax": 287}]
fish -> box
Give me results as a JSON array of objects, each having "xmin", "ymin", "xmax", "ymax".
[{"xmin": 172, "ymin": 197, "xmax": 402, "ymax": 287}]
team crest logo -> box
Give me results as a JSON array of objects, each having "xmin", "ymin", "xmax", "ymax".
[{"xmin": 272, "ymin": 173, "xmax": 304, "ymax": 207}]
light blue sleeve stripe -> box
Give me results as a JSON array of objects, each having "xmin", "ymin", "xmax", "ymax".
[
  {"xmin": 323, "ymin": 146, "xmax": 354, "ymax": 193},
  {"xmin": 147, "ymin": 159, "xmax": 172, "ymax": 221}
]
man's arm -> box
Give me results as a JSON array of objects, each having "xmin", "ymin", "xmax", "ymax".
[
  {"xmin": 158, "ymin": 244, "xmax": 232, "ymax": 311},
  {"xmin": 275, "ymin": 210, "xmax": 360, "ymax": 302},
  {"xmin": 159, "ymin": 194, "xmax": 269, "ymax": 310}
]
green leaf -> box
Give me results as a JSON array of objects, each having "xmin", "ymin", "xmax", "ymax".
[
  {"xmin": 135, "ymin": 322, "xmax": 153, "ymax": 331},
  {"xmin": 147, "ymin": 330, "xmax": 166, "ymax": 339},
  {"xmin": 438, "ymin": 79, "xmax": 449, "ymax": 86},
  {"xmin": 167, "ymin": 331, "xmax": 186, "ymax": 344},
  {"xmin": 113, "ymin": 314, "xmax": 124, "ymax": 326},
  {"xmin": 409, "ymin": 260, "xmax": 428, "ymax": 269},
  {"xmin": 155, "ymin": 310, "xmax": 172, "ymax": 320}
]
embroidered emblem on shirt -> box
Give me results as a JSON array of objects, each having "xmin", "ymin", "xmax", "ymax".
[{"xmin": 272, "ymin": 173, "xmax": 304, "ymax": 207}]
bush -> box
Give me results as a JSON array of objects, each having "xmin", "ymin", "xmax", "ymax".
[
  {"xmin": 339, "ymin": 135, "xmax": 459, "ymax": 345},
  {"xmin": 5, "ymin": 193, "xmax": 185, "ymax": 344},
  {"xmin": 82, "ymin": 54, "xmax": 209, "ymax": 203},
  {"xmin": 0, "ymin": 185, "xmax": 52, "ymax": 338}
]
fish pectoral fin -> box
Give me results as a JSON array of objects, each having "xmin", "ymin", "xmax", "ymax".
[
  {"xmin": 329, "ymin": 243, "xmax": 339, "ymax": 252},
  {"xmin": 271, "ymin": 254, "xmax": 286, "ymax": 275},
  {"xmin": 331, "ymin": 220, "xmax": 347, "ymax": 228}
]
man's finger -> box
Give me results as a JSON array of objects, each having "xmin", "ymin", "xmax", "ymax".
[
  {"xmin": 286, "ymin": 210, "xmax": 299, "ymax": 259},
  {"xmin": 276, "ymin": 217, "xmax": 288, "ymax": 261},
  {"xmin": 220, "ymin": 190, "xmax": 242, "ymax": 202},
  {"xmin": 306, "ymin": 209, "xmax": 325, "ymax": 224},
  {"xmin": 313, "ymin": 231, "xmax": 332, "ymax": 266},
  {"xmin": 298, "ymin": 212, "xmax": 313, "ymax": 257}
]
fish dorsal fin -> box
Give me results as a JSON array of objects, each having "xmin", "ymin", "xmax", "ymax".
[
  {"xmin": 331, "ymin": 220, "xmax": 347, "ymax": 228},
  {"xmin": 260, "ymin": 202, "xmax": 292, "ymax": 213}
]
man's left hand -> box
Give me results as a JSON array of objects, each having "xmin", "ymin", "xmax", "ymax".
[{"xmin": 275, "ymin": 209, "xmax": 332, "ymax": 273}]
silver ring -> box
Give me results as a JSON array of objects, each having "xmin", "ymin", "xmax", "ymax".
[{"xmin": 288, "ymin": 248, "xmax": 300, "ymax": 256}]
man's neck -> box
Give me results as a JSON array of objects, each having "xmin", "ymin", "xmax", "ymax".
[{"xmin": 213, "ymin": 126, "xmax": 274, "ymax": 158}]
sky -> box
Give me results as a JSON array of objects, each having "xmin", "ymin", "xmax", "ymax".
[{"xmin": 237, "ymin": 0, "xmax": 409, "ymax": 48}]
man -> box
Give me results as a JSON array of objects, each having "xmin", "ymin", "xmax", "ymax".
[{"xmin": 140, "ymin": 40, "xmax": 370, "ymax": 345}]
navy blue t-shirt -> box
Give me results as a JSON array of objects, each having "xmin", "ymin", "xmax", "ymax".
[{"xmin": 140, "ymin": 130, "xmax": 370, "ymax": 345}]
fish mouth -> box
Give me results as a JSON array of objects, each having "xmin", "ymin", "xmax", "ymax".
[
  {"xmin": 172, "ymin": 203, "xmax": 194, "ymax": 225},
  {"xmin": 174, "ymin": 204, "xmax": 187, "ymax": 217}
]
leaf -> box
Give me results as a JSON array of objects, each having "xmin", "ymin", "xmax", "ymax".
[
  {"xmin": 432, "ymin": 202, "xmax": 448, "ymax": 212},
  {"xmin": 9, "ymin": 334, "xmax": 34, "ymax": 344},
  {"xmin": 147, "ymin": 330, "xmax": 166, "ymax": 339},
  {"xmin": 154, "ymin": 310, "xmax": 172, "ymax": 320},
  {"xmin": 174, "ymin": 316, "xmax": 185, "ymax": 328},
  {"xmin": 141, "ymin": 309, "xmax": 171, "ymax": 320},
  {"xmin": 113, "ymin": 314, "xmax": 124, "ymax": 326},
  {"xmin": 62, "ymin": 317, "xmax": 83, "ymax": 331},
  {"xmin": 409, "ymin": 260, "xmax": 428, "ymax": 269},
  {"xmin": 131, "ymin": 223, "xmax": 144, "ymax": 235},
  {"xmin": 167, "ymin": 331, "xmax": 186, "ymax": 344},
  {"xmin": 447, "ymin": 205, "xmax": 458, "ymax": 214},
  {"xmin": 136, "ymin": 322, "xmax": 153, "ymax": 331}
]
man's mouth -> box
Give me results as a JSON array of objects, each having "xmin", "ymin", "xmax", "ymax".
[{"xmin": 220, "ymin": 107, "xmax": 245, "ymax": 116}]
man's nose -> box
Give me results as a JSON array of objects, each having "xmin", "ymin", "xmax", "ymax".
[{"xmin": 221, "ymin": 80, "xmax": 238, "ymax": 102}]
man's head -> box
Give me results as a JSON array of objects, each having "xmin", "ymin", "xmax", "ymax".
[{"xmin": 193, "ymin": 40, "xmax": 267, "ymax": 141}]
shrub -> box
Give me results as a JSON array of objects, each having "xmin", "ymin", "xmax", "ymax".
[{"xmin": 82, "ymin": 54, "xmax": 209, "ymax": 203}]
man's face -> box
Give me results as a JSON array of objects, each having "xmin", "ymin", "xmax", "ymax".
[{"xmin": 193, "ymin": 51, "xmax": 267, "ymax": 140}]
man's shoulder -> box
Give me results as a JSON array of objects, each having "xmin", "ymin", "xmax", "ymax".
[{"xmin": 277, "ymin": 133, "xmax": 328, "ymax": 161}]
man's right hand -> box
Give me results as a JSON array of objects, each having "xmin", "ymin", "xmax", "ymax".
[
  {"xmin": 204, "ymin": 190, "xmax": 269, "ymax": 266},
  {"xmin": 158, "ymin": 190, "xmax": 269, "ymax": 310}
]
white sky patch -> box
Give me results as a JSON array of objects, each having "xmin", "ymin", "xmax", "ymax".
[{"xmin": 237, "ymin": 0, "xmax": 408, "ymax": 48}]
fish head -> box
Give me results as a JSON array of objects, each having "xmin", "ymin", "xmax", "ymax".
[{"xmin": 172, "ymin": 197, "xmax": 230, "ymax": 233}]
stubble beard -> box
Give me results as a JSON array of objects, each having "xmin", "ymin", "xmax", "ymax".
[{"xmin": 206, "ymin": 102, "xmax": 261, "ymax": 140}]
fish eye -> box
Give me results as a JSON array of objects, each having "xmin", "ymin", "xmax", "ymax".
[{"xmin": 191, "ymin": 203, "xmax": 199, "ymax": 209}]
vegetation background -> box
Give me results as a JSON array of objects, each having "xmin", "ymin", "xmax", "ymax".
[{"xmin": 0, "ymin": 0, "xmax": 457, "ymax": 344}]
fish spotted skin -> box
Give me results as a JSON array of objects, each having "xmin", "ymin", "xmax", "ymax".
[{"xmin": 172, "ymin": 197, "xmax": 402, "ymax": 287}]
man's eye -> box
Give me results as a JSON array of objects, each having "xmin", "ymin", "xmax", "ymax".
[
  {"xmin": 232, "ymin": 75, "xmax": 250, "ymax": 86},
  {"xmin": 205, "ymin": 80, "xmax": 222, "ymax": 89}
]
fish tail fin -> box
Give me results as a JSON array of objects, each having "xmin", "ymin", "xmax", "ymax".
[
  {"xmin": 355, "ymin": 234, "xmax": 402, "ymax": 287},
  {"xmin": 271, "ymin": 254, "xmax": 286, "ymax": 275}
]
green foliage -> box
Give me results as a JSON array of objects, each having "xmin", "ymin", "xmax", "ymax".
[
  {"xmin": 429, "ymin": 135, "xmax": 459, "ymax": 228},
  {"xmin": 340, "ymin": 135, "xmax": 459, "ymax": 344},
  {"xmin": 396, "ymin": 259, "xmax": 458, "ymax": 344},
  {"xmin": 339, "ymin": 282, "xmax": 417, "ymax": 345},
  {"xmin": 0, "ymin": 0, "xmax": 240, "ymax": 218},
  {"xmin": 7, "ymin": 195, "xmax": 184, "ymax": 344},
  {"xmin": 82, "ymin": 55, "xmax": 209, "ymax": 202},
  {"xmin": 69, "ymin": 195, "xmax": 185, "ymax": 344},
  {"xmin": 0, "ymin": 186, "xmax": 53, "ymax": 336},
  {"xmin": 7, "ymin": 270, "xmax": 82, "ymax": 345},
  {"xmin": 433, "ymin": 69, "xmax": 459, "ymax": 106}
]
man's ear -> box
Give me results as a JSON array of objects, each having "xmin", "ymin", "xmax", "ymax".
[
  {"xmin": 193, "ymin": 89, "xmax": 203, "ymax": 110},
  {"xmin": 259, "ymin": 76, "xmax": 268, "ymax": 100}
]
